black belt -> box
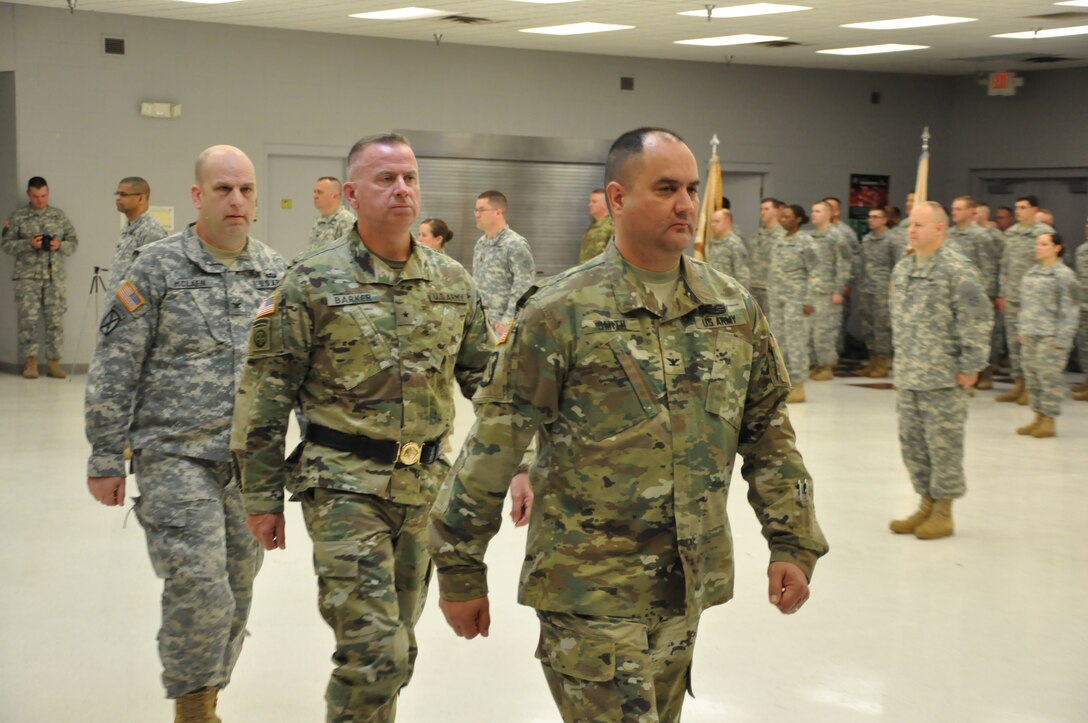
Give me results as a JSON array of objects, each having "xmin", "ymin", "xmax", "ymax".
[{"xmin": 304, "ymin": 424, "xmax": 441, "ymax": 466}]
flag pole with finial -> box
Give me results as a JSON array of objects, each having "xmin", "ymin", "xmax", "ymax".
[
  {"xmin": 913, "ymin": 126, "xmax": 930, "ymax": 204},
  {"xmin": 693, "ymin": 133, "xmax": 722, "ymax": 262}
]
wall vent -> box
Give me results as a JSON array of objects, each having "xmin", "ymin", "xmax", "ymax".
[{"xmin": 104, "ymin": 37, "xmax": 125, "ymax": 55}]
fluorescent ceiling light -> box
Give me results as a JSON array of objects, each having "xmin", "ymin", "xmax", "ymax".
[
  {"xmin": 1055, "ymin": 1, "xmax": 1088, "ymax": 6},
  {"xmin": 350, "ymin": 7, "xmax": 447, "ymax": 20},
  {"xmin": 520, "ymin": 22, "xmax": 633, "ymax": 35},
  {"xmin": 510, "ymin": 0, "xmax": 581, "ymax": 4},
  {"xmin": 818, "ymin": 44, "xmax": 928, "ymax": 56},
  {"xmin": 676, "ymin": 34, "xmax": 787, "ymax": 46},
  {"xmin": 678, "ymin": 4, "xmax": 810, "ymax": 19},
  {"xmin": 993, "ymin": 24, "xmax": 1088, "ymax": 39},
  {"xmin": 173, "ymin": 0, "xmax": 243, "ymax": 4},
  {"xmin": 842, "ymin": 15, "xmax": 976, "ymax": 30}
]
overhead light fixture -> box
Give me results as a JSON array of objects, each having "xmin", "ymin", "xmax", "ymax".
[
  {"xmin": 993, "ymin": 24, "xmax": 1088, "ymax": 39},
  {"xmin": 678, "ymin": 3, "xmax": 810, "ymax": 19},
  {"xmin": 842, "ymin": 15, "xmax": 976, "ymax": 31},
  {"xmin": 173, "ymin": 0, "xmax": 243, "ymax": 4},
  {"xmin": 520, "ymin": 22, "xmax": 633, "ymax": 35},
  {"xmin": 350, "ymin": 7, "xmax": 448, "ymax": 20},
  {"xmin": 510, "ymin": 0, "xmax": 581, "ymax": 4},
  {"xmin": 676, "ymin": 34, "xmax": 787, "ymax": 46},
  {"xmin": 1055, "ymin": 0, "xmax": 1088, "ymax": 6},
  {"xmin": 818, "ymin": 44, "xmax": 928, "ymax": 56}
]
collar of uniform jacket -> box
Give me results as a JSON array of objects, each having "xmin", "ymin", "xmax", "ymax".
[
  {"xmin": 180, "ymin": 223, "xmax": 263, "ymax": 274},
  {"xmin": 347, "ymin": 228, "xmax": 432, "ymax": 286},
  {"xmin": 604, "ymin": 241, "xmax": 715, "ymax": 320}
]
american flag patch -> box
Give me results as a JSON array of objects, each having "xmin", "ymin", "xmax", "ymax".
[
  {"xmin": 116, "ymin": 280, "xmax": 144, "ymax": 312},
  {"xmin": 255, "ymin": 294, "xmax": 276, "ymax": 318}
]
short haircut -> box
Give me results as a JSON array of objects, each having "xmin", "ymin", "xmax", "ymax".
[
  {"xmin": 976, "ymin": 201, "xmax": 990, "ymax": 210},
  {"xmin": 317, "ymin": 176, "xmax": 342, "ymax": 191},
  {"xmin": 997, "ymin": 205, "xmax": 1013, "ymax": 215},
  {"xmin": 119, "ymin": 176, "xmax": 151, "ymax": 197},
  {"xmin": 421, "ymin": 217, "xmax": 453, "ymax": 245},
  {"xmin": 953, "ymin": 195, "xmax": 977, "ymax": 208},
  {"xmin": 347, "ymin": 133, "xmax": 411, "ymax": 172},
  {"xmin": 604, "ymin": 127, "xmax": 684, "ymax": 186},
  {"xmin": 477, "ymin": 190, "xmax": 508, "ymax": 211},
  {"xmin": 869, "ymin": 207, "xmax": 888, "ymax": 217},
  {"xmin": 812, "ymin": 200, "xmax": 832, "ymax": 213},
  {"xmin": 591, "ymin": 187, "xmax": 606, "ymax": 196},
  {"xmin": 918, "ymin": 200, "xmax": 949, "ymax": 226},
  {"xmin": 27, "ymin": 176, "xmax": 47, "ymax": 190},
  {"xmin": 760, "ymin": 197, "xmax": 783, "ymax": 207},
  {"xmin": 1016, "ymin": 195, "xmax": 1039, "ymax": 208},
  {"xmin": 823, "ymin": 196, "xmax": 842, "ymax": 207}
]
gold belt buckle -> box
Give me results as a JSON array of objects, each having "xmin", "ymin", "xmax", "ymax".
[{"xmin": 397, "ymin": 441, "xmax": 423, "ymax": 466}]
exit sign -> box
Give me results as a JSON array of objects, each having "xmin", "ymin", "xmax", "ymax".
[{"xmin": 988, "ymin": 71, "xmax": 1023, "ymax": 96}]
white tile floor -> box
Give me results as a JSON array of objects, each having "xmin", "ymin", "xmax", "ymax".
[{"xmin": 1, "ymin": 370, "xmax": 1087, "ymax": 723}]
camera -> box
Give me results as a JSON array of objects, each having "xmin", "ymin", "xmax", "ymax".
[{"xmin": 39, "ymin": 233, "xmax": 54, "ymax": 250}]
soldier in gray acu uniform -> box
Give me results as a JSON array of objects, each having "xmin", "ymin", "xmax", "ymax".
[
  {"xmin": 108, "ymin": 176, "xmax": 169, "ymax": 290},
  {"xmin": 233, "ymin": 135, "xmax": 493, "ymax": 723},
  {"xmin": 2, "ymin": 176, "xmax": 78, "ymax": 379},
  {"xmin": 768, "ymin": 204, "xmax": 818, "ymax": 402},
  {"xmin": 858, "ymin": 208, "xmax": 898, "ymax": 378},
  {"xmin": 706, "ymin": 208, "xmax": 750, "ymax": 288},
  {"xmin": 889, "ymin": 202, "xmax": 992, "ymax": 541},
  {"xmin": 84, "ymin": 146, "xmax": 285, "ymax": 721},
  {"xmin": 996, "ymin": 195, "xmax": 1054, "ymax": 403},
  {"xmin": 1072, "ymin": 219, "xmax": 1088, "ymax": 401},
  {"xmin": 1015, "ymin": 232, "xmax": 1080, "ymax": 437},
  {"xmin": 746, "ymin": 197, "xmax": 784, "ymax": 313},
  {"xmin": 807, "ymin": 201, "xmax": 852, "ymax": 380},
  {"xmin": 472, "ymin": 189, "xmax": 535, "ymax": 336},
  {"xmin": 429, "ymin": 128, "xmax": 827, "ymax": 723}
]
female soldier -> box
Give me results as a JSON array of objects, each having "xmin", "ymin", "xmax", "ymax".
[{"xmin": 418, "ymin": 217, "xmax": 453, "ymax": 252}]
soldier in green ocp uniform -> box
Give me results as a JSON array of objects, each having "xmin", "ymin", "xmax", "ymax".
[{"xmin": 428, "ymin": 127, "xmax": 828, "ymax": 723}]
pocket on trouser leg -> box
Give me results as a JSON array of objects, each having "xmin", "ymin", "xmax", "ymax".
[
  {"xmin": 133, "ymin": 496, "xmax": 205, "ymax": 580},
  {"xmin": 537, "ymin": 618, "xmax": 638, "ymax": 723}
]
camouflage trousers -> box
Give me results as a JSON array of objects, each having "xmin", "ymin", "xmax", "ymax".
[
  {"xmin": 1077, "ymin": 308, "xmax": 1088, "ymax": 374},
  {"xmin": 896, "ymin": 388, "xmax": 968, "ymax": 500},
  {"xmin": 300, "ymin": 488, "xmax": 433, "ymax": 723},
  {"xmin": 750, "ymin": 286, "xmax": 770, "ymax": 319},
  {"xmin": 132, "ymin": 450, "xmax": 262, "ymax": 699},
  {"xmin": 768, "ymin": 297, "xmax": 811, "ymax": 382},
  {"xmin": 536, "ymin": 610, "xmax": 699, "ymax": 723},
  {"xmin": 14, "ymin": 277, "xmax": 66, "ymax": 359},
  {"xmin": 990, "ymin": 305, "xmax": 1006, "ymax": 368},
  {"xmin": 1022, "ymin": 336, "xmax": 1069, "ymax": 417},
  {"xmin": 1003, "ymin": 300, "xmax": 1023, "ymax": 378},
  {"xmin": 809, "ymin": 294, "xmax": 843, "ymax": 367},
  {"xmin": 859, "ymin": 290, "xmax": 891, "ymax": 357}
]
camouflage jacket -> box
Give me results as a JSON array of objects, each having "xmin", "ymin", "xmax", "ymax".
[
  {"xmin": 809, "ymin": 226, "xmax": 852, "ymax": 295},
  {"xmin": 85, "ymin": 225, "xmax": 286, "ymax": 477},
  {"xmin": 1077, "ymin": 244, "xmax": 1088, "ymax": 311},
  {"xmin": 706, "ymin": 232, "xmax": 750, "ymax": 289},
  {"xmin": 578, "ymin": 215, "xmax": 614, "ymax": 264},
  {"xmin": 306, "ymin": 205, "xmax": 356, "ymax": 252},
  {"xmin": 946, "ymin": 222, "xmax": 998, "ymax": 297},
  {"xmin": 1, "ymin": 204, "xmax": 78, "ymax": 282},
  {"xmin": 769, "ymin": 230, "xmax": 818, "ymax": 306},
  {"xmin": 472, "ymin": 226, "xmax": 535, "ymax": 328},
  {"xmin": 745, "ymin": 224, "xmax": 784, "ymax": 291},
  {"xmin": 232, "ymin": 232, "xmax": 493, "ymax": 513},
  {"xmin": 859, "ymin": 230, "xmax": 898, "ymax": 294},
  {"xmin": 890, "ymin": 246, "xmax": 993, "ymax": 391},
  {"xmin": 1000, "ymin": 221, "xmax": 1054, "ymax": 303},
  {"xmin": 108, "ymin": 212, "xmax": 169, "ymax": 289},
  {"xmin": 1019, "ymin": 262, "xmax": 1079, "ymax": 345},
  {"xmin": 428, "ymin": 242, "xmax": 828, "ymax": 617}
]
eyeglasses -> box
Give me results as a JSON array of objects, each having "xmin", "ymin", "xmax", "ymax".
[{"xmin": 114, "ymin": 192, "xmax": 142, "ymax": 198}]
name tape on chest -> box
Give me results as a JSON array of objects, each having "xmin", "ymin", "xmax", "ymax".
[
  {"xmin": 584, "ymin": 318, "xmax": 632, "ymax": 334},
  {"xmin": 170, "ymin": 278, "xmax": 213, "ymax": 290},
  {"xmin": 254, "ymin": 278, "xmax": 282, "ymax": 289},
  {"xmin": 328, "ymin": 292, "xmax": 380, "ymax": 306}
]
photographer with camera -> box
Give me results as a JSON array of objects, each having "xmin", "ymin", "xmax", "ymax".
[{"xmin": 2, "ymin": 176, "xmax": 78, "ymax": 379}]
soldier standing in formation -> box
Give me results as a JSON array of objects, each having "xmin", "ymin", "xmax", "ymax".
[
  {"xmin": 577, "ymin": 187, "xmax": 614, "ymax": 263},
  {"xmin": 947, "ymin": 196, "xmax": 999, "ymax": 388},
  {"xmin": 973, "ymin": 201, "xmax": 1007, "ymax": 389},
  {"xmin": 706, "ymin": 207, "xmax": 750, "ymax": 288},
  {"xmin": 889, "ymin": 202, "xmax": 992, "ymax": 540},
  {"xmin": 108, "ymin": 176, "xmax": 169, "ymax": 290},
  {"xmin": 2, "ymin": 176, "xmax": 78, "ymax": 379},
  {"xmin": 84, "ymin": 145, "xmax": 286, "ymax": 720},
  {"xmin": 858, "ymin": 207, "xmax": 897, "ymax": 378},
  {"xmin": 767, "ymin": 204, "xmax": 817, "ymax": 403},
  {"xmin": 471, "ymin": 189, "xmax": 535, "ymax": 337},
  {"xmin": 1015, "ymin": 232, "xmax": 1080, "ymax": 437},
  {"xmin": 232, "ymin": 134, "xmax": 494, "ymax": 723},
  {"xmin": 996, "ymin": 195, "xmax": 1054, "ymax": 404},
  {"xmin": 807, "ymin": 200, "xmax": 852, "ymax": 381},
  {"xmin": 428, "ymin": 127, "xmax": 827, "ymax": 723},
  {"xmin": 306, "ymin": 176, "xmax": 357, "ymax": 252},
  {"xmin": 1076, "ymin": 216, "xmax": 1088, "ymax": 402},
  {"xmin": 746, "ymin": 197, "xmax": 784, "ymax": 313}
]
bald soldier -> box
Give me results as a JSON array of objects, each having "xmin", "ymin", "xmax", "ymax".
[
  {"xmin": 307, "ymin": 176, "xmax": 356, "ymax": 251},
  {"xmin": 578, "ymin": 187, "xmax": 615, "ymax": 263},
  {"xmin": 429, "ymin": 127, "xmax": 828, "ymax": 723},
  {"xmin": 84, "ymin": 146, "xmax": 286, "ymax": 720},
  {"xmin": 705, "ymin": 207, "xmax": 750, "ymax": 288}
]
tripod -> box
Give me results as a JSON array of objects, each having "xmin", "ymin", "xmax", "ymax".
[{"xmin": 66, "ymin": 266, "xmax": 110, "ymax": 379}]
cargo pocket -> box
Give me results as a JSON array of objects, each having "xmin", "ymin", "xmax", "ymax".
[
  {"xmin": 536, "ymin": 622, "xmax": 617, "ymax": 683},
  {"xmin": 132, "ymin": 496, "xmax": 190, "ymax": 579},
  {"xmin": 705, "ymin": 332, "xmax": 753, "ymax": 430},
  {"xmin": 312, "ymin": 539, "xmax": 362, "ymax": 579}
]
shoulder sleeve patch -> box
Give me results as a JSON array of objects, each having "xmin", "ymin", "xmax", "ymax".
[{"xmin": 115, "ymin": 280, "xmax": 145, "ymax": 313}]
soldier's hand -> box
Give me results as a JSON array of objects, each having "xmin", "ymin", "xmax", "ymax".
[
  {"xmin": 30, "ymin": 234, "xmax": 43, "ymax": 250},
  {"xmin": 995, "ymin": 296, "xmax": 1006, "ymax": 313},
  {"xmin": 955, "ymin": 372, "xmax": 978, "ymax": 389},
  {"xmin": 439, "ymin": 597, "xmax": 490, "ymax": 639},
  {"xmin": 246, "ymin": 513, "xmax": 287, "ymax": 550},
  {"xmin": 830, "ymin": 293, "xmax": 844, "ymax": 305},
  {"xmin": 87, "ymin": 476, "xmax": 126, "ymax": 506},
  {"xmin": 49, "ymin": 237, "xmax": 60, "ymax": 251},
  {"xmin": 508, "ymin": 472, "xmax": 533, "ymax": 527},
  {"xmin": 767, "ymin": 561, "xmax": 810, "ymax": 615}
]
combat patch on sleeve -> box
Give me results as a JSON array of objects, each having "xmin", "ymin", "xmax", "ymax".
[
  {"xmin": 99, "ymin": 308, "xmax": 123, "ymax": 336},
  {"xmin": 115, "ymin": 280, "xmax": 145, "ymax": 313},
  {"xmin": 250, "ymin": 317, "xmax": 273, "ymax": 352},
  {"xmin": 255, "ymin": 294, "xmax": 276, "ymax": 319}
]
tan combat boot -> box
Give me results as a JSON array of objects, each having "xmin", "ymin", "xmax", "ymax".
[
  {"xmin": 1016, "ymin": 413, "xmax": 1042, "ymax": 436},
  {"xmin": 1031, "ymin": 415, "xmax": 1056, "ymax": 438},
  {"xmin": 1016, "ymin": 387, "xmax": 1029, "ymax": 405},
  {"xmin": 1073, "ymin": 388, "xmax": 1088, "ymax": 402},
  {"xmin": 1072, "ymin": 379, "xmax": 1088, "ymax": 393},
  {"xmin": 22, "ymin": 356, "xmax": 38, "ymax": 379},
  {"xmin": 889, "ymin": 496, "xmax": 934, "ymax": 534},
  {"xmin": 914, "ymin": 498, "xmax": 954, "ymax": 539},
  {"xmin": 975, "ymin": 367, "xmax": 993, "ymax": 390},
  {"xmin": 811, "ymin": 366, "xmax": 833, "ymax": 381},
  {"xmin": 174, "ymin": 687, "xmax": 221, "ymax": 723},
  {"xmin": 868, "ymin": 357, "xmax": 890, "ymax": 379},
  {"xmin": 855, "ymin": 358, "xmax": 874, "ymax": 376},
  {"xmin": 786, "ymin": 383, "xmax": 806, "ymax": 403},
  {"xmin": 995, "ymin": 378, "xmax": 1024, "ymax": 402},
  {"xmin": 46, "ymin": 358, "xmax": 66, "ymax": 379}
]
